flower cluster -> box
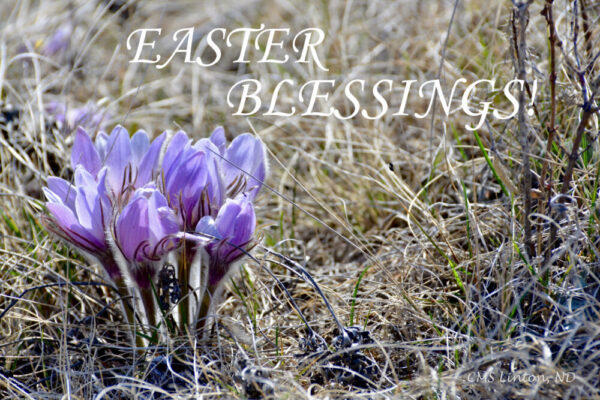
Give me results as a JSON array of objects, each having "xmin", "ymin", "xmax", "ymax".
[
  {"xmin": 43, "ymin": 125, "xmax": 267, "ymax": 337},
  {"xmin": 46, "ymin": 102, "xmax": 109, "ymax": 133}
]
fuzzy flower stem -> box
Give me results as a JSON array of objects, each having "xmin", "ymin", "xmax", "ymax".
[
  {"xmin": 195, "ymin": 284, "xmax": 217, "ymax": 335},
  {"xmin": 140, "ymin": 286, "xmax": 157, "ymax": 339},
  {"xmin": 177, "ymin": 246, "xmax": 191, "ymax": 332},
  {"xmin": 113, "ymin": 276, "xmax": 145, "ymax": 349}
]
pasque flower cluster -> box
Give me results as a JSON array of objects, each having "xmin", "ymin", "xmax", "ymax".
[{"xmin": 43, "ymin": 125, "xmax": 266, "ymax": 338}]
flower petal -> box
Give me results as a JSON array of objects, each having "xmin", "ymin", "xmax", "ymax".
[
  {"xmin": 73, "ymin": 164, "xmax": 97, "ymax": 188},
  {"xmin": 116, "ymin": 196, "xmax": 148, "ymax": 261},
  {"xmin": 162, "ymin": 131, "xmax": 190, "ymax": 177},
  {"xmin": 195, "ymin": 138, "xmax": 225, "ymax": 209},
  {"xmin": 136, "ymin": 131, "xmax": 167, "ymax": 187},
  {"xmin": 96, "ymin": 167, "xmax": 112, "ymax": 228},
  {"xmin": 209, "ymin": 126, "xmax": 226, "ymax": 154},
  {"xmin": 165, "ymin": 150, "xmax": 208, "ymax": 228},
  {"xmin": 195, "ymin": 216, "xmax": 221, "ymax": 240},
  {"xmin": 67, "ymin": 106, "xmax": 91, "ymax": 129},
  {"xmin": 94, "ymin": 131, "xmax": 110, "ymax": 160},
  {"xmin": 43, "ymin": 187, "xmax": 63, "ymax": 205},
  {"xmin": 71, "ymin": 127, "xmax": 101, "ymax": 175},
  {"xmin": 73, "ymin": 167, "xmax": 104, "ymax": 240},
  {"xmin": 46, "ymin": 177, "xmax": 76, "ymax": 210},
  {"xmin": 214, "ymin": 198, "xmax": 242, "ymax": 238},
  {"xmin": 223, "ymin": 134, "xmax": 266, "ymax": 199},
  {"xmin": 46, "ymin": 202, "xmax": 105, "ymax": 253},
  {"xmin": 103, "ymin": 125, "xmax": 133, "ymax": 193},
  {"xmin": 130, "ymin": 130, "xmax": 150, "ymax": 166},
  {"xmin": 231, "ymin": 198, "xmax": 256, "ymax": 245},
  {"xmin": 43, "ymin": 24, "xmax": 72, "ymax": 56},
  {"xmin": 209, "ymin": 196, "xmax": 256, "ymax": 270},
  {"xmin": 147, "ymin": 190, "xmax": 179, "ymax": 246}
]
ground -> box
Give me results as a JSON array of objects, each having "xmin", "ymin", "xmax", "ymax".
[{"xmin": 1, "ymin": 0, "xmax": 599, "ymax": 398}]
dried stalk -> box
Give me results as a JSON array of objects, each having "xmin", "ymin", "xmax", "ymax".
[
  {"xmin": 541, "ymin": 0, "xmax": 559, "ymax": 265},
  {"xmin": 513, "ymin": 0, "xmax": 534, "ymax": 258}
]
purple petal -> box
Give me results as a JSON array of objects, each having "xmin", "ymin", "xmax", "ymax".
[
  {"xmin": 147, "ymin": 191, "xmax": 179, "ymax": 246},
  {"xmin": 165, "ymin": 150, "xmax": 206, "ymax": 194},
  {"xmin": 47, "ymin": 202, "xmax": 77, "ymax": 231},
  {"xmin": 103, "ymin": 125, "xmax": 133, "ymax": 193},
  {"xmin": 206, "ymin": 156, "xmax": 225, "ymax": 211},
  {"xmin": 46, "ymin": 177, "xmax": 76, "ymax": 210},
  {"xmin": 211, "ymin": 197, "xmax": 256, "ymax": 275},
  {"xmin": 46, "ymin": 202, "xmax": 105, "ymax": 252},
  {"xmin": 115, "ymin": 188, "xmax": 179, "ymax": 264},
  {"xmin": 214, "ymin": 198, "xmax": 242, "ymax": 239},
  {"xmin": 73, "ymin": 167, "xmax": 104, "ymax": 240},
  {"xmin": 165, "ymin": 150, "xmax": 208, "ymax": 228},
  {"xmin": 194, "ymin": 139, "xmax": 225, "ymax": 209},
  {"xmin": 195, "ymin": 216, "xmax": 220, "ymax": 240},
  {"xmin": 224, "ymin": 134, "xmax": 266, "ymax": 199},
  {"xmin": 94, "ymin": 132, "xmax": 110, "ymax": 160},
  {"xmin": 46, "ymin": 101, "xmax": 66, "ymax": 124},
  {"xmin": 130, "ymin": 130, "xmax": 150, "ymax": 166},
  {"xmin": 43, "ymin": 25, "xmax": 72, "ymax": 56},
  {"xmin": 73, "ymin": 165, "xmax": 97, "ymax": 188},
  {"xmin": 202, "ymin": 197, "xmax": 256, "ymax": 287},
  {"xmin": 162, "ymin": 131, "xmax": 190, "ymax": 176},
  {"xmin": 67, "ymin": 106, "xmax": 91, "ymax": 129},
  {"xmin": 75, "ymin": 185, "xmax": 99, "ymax": 237},
  {"xmin": 116, "ymin": 196, "xmax": 148, "ymax": 261},
  {"xmin": 149, "ymin": 187, "xmax": 169, "ymax": 209},
  {"xmin": 46, "ymin": 101, "xmax": 65, "ymax": 115},
  {"xmin": 209, "ymin": 126, "xmax": 226, "ymax": 154},
  {"xmin": 96, "ymin": 167, "xmax": 112, "ymax": 228},
  {"xmin": 71, "ymin": 127, "xmax": 101, "ymax": 175},
  {"xmin": 43, "ymin": 187, "xmax": 64, "ymax": 205},
  {"xmin": 136, "ymin": 131, "xmax": 167, "ymax": 186},
  {"xmin": 231, "ymin": 199, "xmax": 256, "ymax": 245}
]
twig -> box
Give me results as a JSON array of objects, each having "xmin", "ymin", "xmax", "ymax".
[
  {"xmin": 262, "ymin": 247, "xmax": 348, "ymax": 342},
  {"xmin": 579, "ymin": 0, "xmax": 593, "ymax": 62},
  {"xmin": 560, "ymin": 1, "xmax": 599, "ymax": 194},
  {"xmin": 539, "ymin": 0, "xmax": 559, "ymax": 192},
  {"xmin": 541, "ymin": 0, "xmax": 558, "ymax": 263},
  {"xmin": 0, "ymin": 280, "xmax": 116, "ymax": 320},
  {"xmin": 560, "ymin": 102, "xmax": 597, "ymax": 195},
  {"xmin": 513, "ymin": 0, "xmax": 535, "ymax": 257}
]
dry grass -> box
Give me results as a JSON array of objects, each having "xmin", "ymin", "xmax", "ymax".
[{"xmin": 1, "ymin": 0, "xmax": 600, "ymax": 398}]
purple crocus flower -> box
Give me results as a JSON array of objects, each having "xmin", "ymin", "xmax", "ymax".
[
  {"xmin": 113, "ymin": 186, "xmax": 179, "ymax": 289},
  {"xmin": 196, "ymin": 127, "xmax": 267, "ymax": 200},
  {"xmin": 161, "ymin": 130, "xmax": 224, "ymax": 229},
  {"xmin": 218, "ymin": 132, "xmax": 267, "ymax": 201},
  {"xmin": 42, "ymin": 25, "xmax": 72, "ymax": 56},
  {"xmin": 46, "ymin": 102, "xmax": 109, "ymax": 133},
  {"xmin": 160, "ymin": 128, "xmax": 266, "ymax": 230},
  {"xmin": 71, "ymin": 126, "xmax": 166, "ymax": 200},
  {"xmin": 43, "ymin": 166, "xmax": 121, "ymax": 280},
  {"xmin": 43, "ymin": 122, "xmax": 269, "ymax": 337},
  {"xmin": 195, "ymin": 196, "xmax": 256, "ymax": 288},
  {"xmin": 194, "ymin": 129, "xmax": 228, "ymax": 210}
]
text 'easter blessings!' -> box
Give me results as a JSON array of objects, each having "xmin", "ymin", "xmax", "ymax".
[{"xmin": 127, "ymin": 25, "xmax": 537, "ymax": 131}]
